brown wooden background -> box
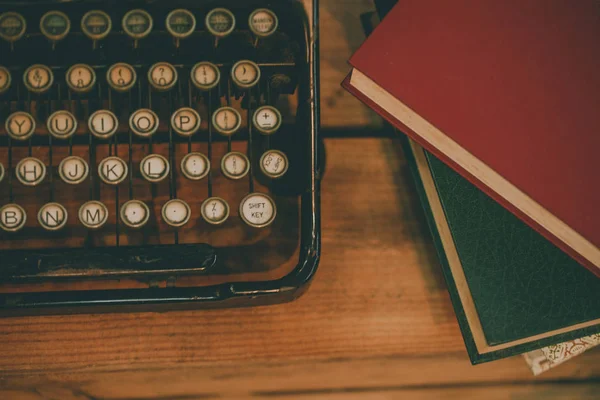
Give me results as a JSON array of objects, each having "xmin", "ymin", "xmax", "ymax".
[{"xmin": 1, "ymin": 1, "xmax": 599, "ymax": 398}]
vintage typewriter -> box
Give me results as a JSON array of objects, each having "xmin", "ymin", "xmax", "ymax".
[{"xmin": 0, "ymin": 0, "xmax": 320, "ymax": 315}]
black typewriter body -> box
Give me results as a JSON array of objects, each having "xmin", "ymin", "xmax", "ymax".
[{"xmin": 0, "ymin": 0, "xmax": 320, "ymax": 315}]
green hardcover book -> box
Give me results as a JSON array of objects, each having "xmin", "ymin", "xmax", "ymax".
[{"xmin": 401, "ymin": 138, "xmax": 600, "ymax": 364}]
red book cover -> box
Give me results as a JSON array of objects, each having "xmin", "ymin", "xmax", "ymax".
[{"xmin": 344, "ymin": 0, "xmax": 600, "ymax": 276}]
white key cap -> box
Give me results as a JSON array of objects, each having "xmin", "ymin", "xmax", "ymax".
[
  {"xmin": 107, "ymin": 62, "xmax": 137, "ymax": 92},
  {"xmin": 201, "ymin": 197, "xmax": 230, "ymax": 225},
  {"xmin": 231, "ymin": 60, "xmax": 261, "ymax": 89},
  {"xmin": 122, "ymin": 9, "xmax": 153, "ymax": 40},
  {"xmin": 239, "ymin": 192, "xmax": 276, "ymax": 228},
  {"xmin": 171, "ymin": 107, "xmax": 201, "ymax": 136},
  {"xmin": 78, "ymin": 200, "xmax": 108, "ymax": 229},
  {"xmin": 98, "ymin": 156, "xmax": 128, "ymax": 185},
  {"xmin": 58, "ymin": 155, "xmax": 89, "ymax": 185},
  {"xmin": 88, "ymin": 109, "xmax": 119, "ymax": 139},
  {"xmin": 249, "ymin": 9, "xmax": 278, "ymax": 38},
  {"xmin": 148, "ymin": 62, "xmax": 178, "ymax": 91},
  {"xmin": 205, "ymin": 8, "xmax": 235, "ymax": 38},
  {"xmin": 260, "ymin": 149, "xmax": 289, "ymax": 179},
  {"xmin": 212, "ymin": 106, "xmax": 241, "ymax": 136},
  {"xmin": 47, "ymin": 110, "xmax": 77, "ymax": 139},
  {"xmin": 16, "ymin": 157, "xmax": 46, "ymax": 186},
  {"xmin": 23, "ymin": 64, "xmax": 53, "ymax": 93},
  {"xmin": 0, "ymin": 66, "xmax": 11, "ymax": 94},
  {"xmin": 40, "ymin": 11, "xmax": 70, "ymax": 42},
  {"xmin": 0, "ymin": 12, "xmax": 26, "ymax": 43},
  {"xmin": 221, "ymin": 151, "xmax": 250, "ymax": 180},
  {"xmin": 140, "ymin": 154, "xmax": 169, "ymax": 183},
  {"xmin": 190, "ymin": 61, "xmax": 220, "ymax": 91},
  {"xmin": 253, "ymin": 105, "xmax": 282, "ymax": 135},
  {"xmin": 38, "ymin": 202, "xmax": 68, "ymax": 231},
  {"xmin": 0, "ymin": 203, "xmax": 26, "ymax": 232},
  {"xmin": 81, "ymin": 10, "xmax": 112, "ymax": 41},
  {"xmin": 181, "ymin": 152, "xmax": 210, "ymax": 181},
  {"xmin": 5, "ymin": 111, "xmax": 35, "ymax": 141},
  {"xmin": 120, "ymin": 199, "xmax": 150, "ymax": 228},
  {"xmin": 162, "ymin": 199, "xmax": 191, "ymax": 227},
  {"xmin": 166, "ymin": 9, "xmax": 196, "ymax": 39},
  {"xmin": 66, "ymin": 64, "xmax": 96, "ymax": 93},
  {"xmin": 129, "ymin": 108, "xmax": 159, "ymax": 137}
]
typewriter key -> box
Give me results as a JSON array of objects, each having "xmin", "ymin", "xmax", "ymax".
[
  {"xmin": 66, "ymin": 64, "xmax": 96, "ymax": 93},
  {"xmin": 23, "ymin": 64, "xmax": 53, "ymax": 94},
  {"xmin": 0, "ymin": 163, "xmax": 3, "ymax": 182},
  {"xmin": 212, "ymin": 106, "xmax": 241, "ymax": 136},
  {"xmin": 5, "ymin": 111, "xmax": 36, "ymax": 141},
  {"xmin": 171, "ymin": 107, "xmax": 201, "ymax": 136},
  {"xmin": 166, "ymin": 9, "xmax": 196, "ymax": 39},
  {"xmin": 231, "ymin": 60, "xmax": 261, "ymax": 89},
  {"xmin": 78, "ymin": 200, "xmax": 109, "ymax": 229},
  {"xmin": 58, "ymin": 156, "xmax": 89, "ymax": 185},
  {"xmin": 120, "ymin": 199, "xmax": 150, "ymax": 228},
  {"xmin": 249, "ymin": 9, "xmax": 278, "ymax": 38},
  {"xmin": 81, "ymin": 10, "xmax": 112, "ymax": 41},
  {"xmin": 47, "ymin": 110, "xmax": 77, "ymax": 139},
  {"xmin": 129, "ymin": 109, "xmax": 159, "ymax": 137},
  {"xmin": 148, "ymin": 62, "xmax": 178, "ymax": 91},
  {"xmin": 181, "ymin": 152, "xmax": 210, "ymax": 181},
  {"xmin": 253, "ymin": 105, "xmax": 282, "ymax": 135},
  {"xmin": 239, "ymin": 193, "xmax": 276, "ymax": 228},
  {"xmin": 205, "ymin": 8, "xmax": 235, "ymax": 38},
  {"xmin": 122, "ymin": 9, "xmax": 153, "ymax": 40},
  {"xmin": 201, "ymin": 197, "xmax": 230, "ymax": 225},
  {"xmin": 190, "ymin": 62, "xmax": 220, "ymax": 91},
  {"xmin": 221, "ymin": 151, "xmax": 250, "ymax": 180},
  {"xmin": 0, "ymin": 12, "xmax": 26, "ymax": 43},
  {"xmin": 260, "ymin": 150, "xmax": 288, "ymax": 179},
  {"xmin": 98, "ymin": 156, "xmax": 128, "ymax": 185},
  {"xmin": 0, "ymin": 204, "xmax": 26, "ymax": 232},
  {"xmin": 0, "ymin": 66, "xmax": 11, "ymax": 94},
  {"xmin": 107, "ymin": 63, "xmax": 137, "ymax": 92},
  {"xmin": 40, "ymin": 11, "xmax": 71, "ymax": 42},
  {"xmin": 140, "ymin": 154, "xmax": 170, "ymax": 183},
  {"xmin": 16, "ymin": 157, "xmax": 46, "ymax": 186},
  {"xmin": 89, "ymin": 109, "xmax": 119, "ymax": 139},
  {"xmin": 162, "ymin": 199, "xmax": 191, "ymax": 227},
  {"xmin": 38, "ymin": 202, "xmax": 68, "ymax": 231}
]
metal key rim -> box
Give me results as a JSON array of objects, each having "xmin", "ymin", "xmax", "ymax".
[
  {"xmin": 248, "ymin": 8, "xmax": 279, "ymax": 38},
  {"xmin": 0, "ymin": 66, "xmax": 11, "ymax": 94},
  {"xmin": 122, "ymin": 9, "xmax": 153, "ymax": 40},
  {"xmin": 0, "ymin": 203, "xmax": 27, "ymax": 232},
  {"xmin": 161, "ymin": 199, "xmax": 192, "ymax": 227},
  {"xmin": 120, "ymin": 199, "xmax": 150, "ymax": 229},
  {"xmin": 259, "ymin": 149, "xmax": 289, "ymax": 179},
  {"xmin": 78, "ymin": 200, "xmax": 109, "ymax": 229},
  {"xmin": 58, "ymin": 155, "xmax": 89, "ymax": 185},
  {"xmin": 65, "ymin": 64, "xmax": 97, "ymax": 93},
  {"xmin": 40, "ymin": 10, "xmax": 71, "ymax": 41},
  {"xmin": 106, "ymin": 62, "xmax": 137, "ymax": 92},
  {"xmin": 200, "ymin": 196, "xmax": 230, "ymax": 226},
  {"xmin": 47, "ymin": 110, "xmax": 78, "ymax": 139},
  {"xmin": 239, "ymin": 192, "xmax": 277, "ymax": 228},
  {"xmin": 166, "ymin": 9, "xmax": 197, "ymax": 39},
  {"xmin": 5, "ymin": 111, "xmax": 36, "ymax": 141},
  {"xmin": 190, "ymin": 61, "xmax": 220, "ymax": 91},
  {"xmin": 180, "ymin": 152, "xmax": 210, "ymax": 181},
  {"xmin": 0, "ymin": 12, "xmax": 27, "ymax": 42},
  {"xmin": 221, "ymin": 151, "xmax": 250, "ymax": 180},
  {"xmin": 23, "ymin": 64, "xmax": 54, "ymax": 94},
  {"xmin": 37, "ymin": 202, "xmax": 68, "ymax": 231},
  {"xmin": 81, "ymin": 10, "xmax": 112, "ymax": 41}
]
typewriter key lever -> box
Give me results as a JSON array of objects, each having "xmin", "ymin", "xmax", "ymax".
[
  {"xmin": 0, "ymin": 12, "xmax": 26, "ymax": 50},
  {"xmin": 81, "ymin": 10, "xmax": 111, "ymax": 49},
  {"xmin": 166, "ymin": 9, "xmax": 196, "ymax": 48},
  {"xmin": 40, "ymin": 11, "xmax": 70, "ymax": 49},
  {"xmin": 122, "ymin": 9, "xmax": 153, "ymax": 48}
]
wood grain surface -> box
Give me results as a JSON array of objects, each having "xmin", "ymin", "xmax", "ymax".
[{"xmin": 0, "ymin": 0, "xmax": 599, "ymax": 399}]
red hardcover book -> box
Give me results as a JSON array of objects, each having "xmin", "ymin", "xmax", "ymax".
[{"xmin": 343, "ymin": 0, "xmax": 600, "ymax": 276}]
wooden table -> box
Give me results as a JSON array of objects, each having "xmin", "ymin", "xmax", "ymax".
[{"xmin": 1, "ymin": 1, "xmax": 599, "ymax": 398}]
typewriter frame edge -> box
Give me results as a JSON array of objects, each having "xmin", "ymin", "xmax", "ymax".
[{"xmin": 0, "ymin": 0, "xmax": 321, "ymax": 316}]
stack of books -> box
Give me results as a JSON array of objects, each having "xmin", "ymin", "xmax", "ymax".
[{"xmin": 343, "ymin": 0, "xmax": 600, "ymax": 372}]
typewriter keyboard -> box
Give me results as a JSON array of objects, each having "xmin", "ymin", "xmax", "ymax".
[{"xmin": 0, "ymin": 0, "xmax": 314, "ymax": 285}]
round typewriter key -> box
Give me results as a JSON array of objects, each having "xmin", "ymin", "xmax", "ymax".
[
  {"xmin": 89, "ymin": 109, "xmax": 119, "ymax": 139},
  {"xmin": 107, "ymin": 63, "xmax": 137, "ymax": 92},
  {"xmin": 122, "ymin": 9, "xmax": 153, "ymax": 40},
  {"xmin": 0, "ymin": 204, "xmax": 26, "ymax": 232},
  {"xmin": 162, "ymin": 198, "xmax": 191, "ymax": 227},
  {"xmin": 253, "ymin": 105, "xmax": 282, "ymax": 135},
  {"xmin": 260, "ymin": 149, "xmax": 288, "ymax": 179},
  {"xmin": 0, "ymin": 12, "xmax": 26, "ymax": 43},
  {"xmin": 212, "ymin": 106, "xmax": 241, "ymax": 136},
  {"xmin": 166, "ymin": 9, "xmax": 196, "ymax": 39},
  {"xmin": 221, "ymin": 151, "xmax": 250, "ymax": 180},
  {"xmin": 66, "ymin": 64, "xmax": 96, "ymax": 93},
  {"xmin": 129, "ymin": 108, "xmax": 159, "ymax": 137},
  {"xmin": 120, "ymin": 199, "xmax": 150, "ymax": 228},
  {"xmin": 0, "ymin": 163, "xmax": 4, "ymax": 183},
  {"xmin": 78, "ymin": 200, "xmax": 109, "ymax": 229},
  {"xmin": 190, "ymin": 61, "xmax": 220, "ymax": 91},
  {"xmin": 16, "ymin": 157, "xmax": 46, "ymax": 186},
  {"xmin": 140, "ymin": 154, "xmax": 170, "ymax": 183},
  {"xmin": 5, "ymin": 111, "xmax": 36, "ymax": 141},
  {"xmin": 40, "ymin": 11, "xmax": 70, "ymax": 42},
  {"xmin": 81, "ymin": 10, "xmax": 112, "ymax": 41},
  {"xmin": 201, "ymin": 197, "xmax": 230, "ymax": 225},
  {"xmin": 98, "ymin": 156, "xmax": 128, "ymax": 185},
  {"xmin": 181, "ymin": 152, "xmax": 210, "ymax": 181},
  {"xmin": 0, "ymin": 66, "xmax": 11, "ymax": 94},
  {"xmin": 148, "ymin": 62, "xmax": 178, "ymax": 91},
  {"xmin": 231, "ymin": 60, "xmax": 261, "ymax": 89},
  {"xmin": 239, "ymin": 192, "xmax": 276, "ymax": 228},
  {"xmin": 205, "ymin": 8, "xmax": 235, "ymax": 38},
  {"xmin": 23, "ymin": 64, "xmax": 53, "ymax": 94},
  {"xmin": 47, "ymin": 110, "xmax": 77, "ymax": 139},
  {"xmin": 171, "ymin": 107, "xmax": 201, "ymax": 136},
  {"xmin": 58, "ymin": 155, "xmax": 89, "ymax": 185},
  {"xmin": 38, "ymin": 202, "xmax": 68, "ymax": 231},
  {"xmin": 249, "ymin": 9, "xmax": 278, "ymax": 38}
]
